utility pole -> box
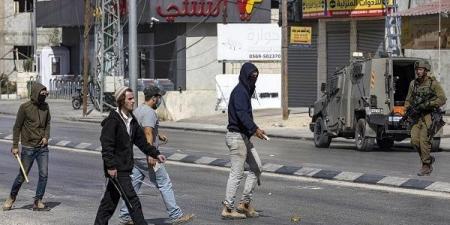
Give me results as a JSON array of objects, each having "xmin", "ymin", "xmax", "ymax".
[
  {"xmin": 32, "ymin": 0, "xmax": 38, "ymax": 78},
  {"xmin": 128, "ymin": 0, "xmax": 138, "ymax": 104},
  {"xmin": 281, "ymin": 0, "xmax": 289, "ymax": 120},
  {"xmin": 82, "ymin": 0, "xmax": 92, "ymax": 116}
]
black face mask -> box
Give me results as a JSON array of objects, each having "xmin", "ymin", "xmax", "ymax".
[{"xmin": 38, "ymin": 95, "xmax": 46, "ymax": 104}]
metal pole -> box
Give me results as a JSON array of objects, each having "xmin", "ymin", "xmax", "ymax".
[
  {"xmin": 438, "ymin": 0, "xmax": 441, "ymax": 80},
  {"xmin": 33, "ymin": 0, "xmax": 38, "ymax": 78},
  {"xmin": 82, "ymin": 0, "xmax": 91, "ymax": 116},
  {"xmin": 281, "ymin": 0, "xmax": 289, "ymax": 120},
  {"xmin": 128, "ymin": 0, "xmax": 138, "ymax": 104}
]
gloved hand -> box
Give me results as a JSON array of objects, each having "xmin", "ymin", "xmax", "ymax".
[{"xmin": 417, "ymin": 101, "xmax": 430, "ymax": 111}]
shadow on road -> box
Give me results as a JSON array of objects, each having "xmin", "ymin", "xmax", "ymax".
[
  {"xmin": 17, "ymin": 201, "xmax": 61, "ymax": 211},
  {"xmin": 328, "ymin": 142, "xmax": 417, "ymax": 153}
]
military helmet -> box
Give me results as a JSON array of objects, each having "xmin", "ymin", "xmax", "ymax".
[{"xmin": 414, "ymin": 59, "xmax": 431, "ymax": 71}]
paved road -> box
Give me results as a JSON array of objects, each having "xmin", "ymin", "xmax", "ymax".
[
  {"xmin": 1, "ymin": 115, "xmax": 450, "ymax": 183},
  {"xmin": 0, "ymin": 142, "xmax": 450, "ymax": 225}
]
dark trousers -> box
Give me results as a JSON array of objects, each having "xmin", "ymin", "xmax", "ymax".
[{"xmin": 94, "ymin": 174, "xmax": 147, "ymax": 225}]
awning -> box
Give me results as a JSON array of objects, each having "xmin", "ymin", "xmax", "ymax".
[{"xmin": 396, "ymin": 1, "xmax": 450, "ymax": 16}]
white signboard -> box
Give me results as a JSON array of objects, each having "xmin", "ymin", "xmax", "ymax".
[
  {"xmin": 215, "ymin": 74, "xmax": 281, "ymax": 111},
  {"xmin": 217, "ymin": 24, "xmax": 281, "ymax": 61}
]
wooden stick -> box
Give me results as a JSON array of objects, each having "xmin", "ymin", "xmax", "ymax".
[{"xmin": 14, "ymin": 153, "xmax": 29, "ymax": 183}]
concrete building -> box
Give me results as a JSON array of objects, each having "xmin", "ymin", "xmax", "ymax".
[
  {"xmin": 397, "ymin": 0, "xmax": 450, "ymax": 111},
  {"xmin": 287, "ymin": 0, "xmax": 449, "ymax": 112},
  {"xmin": 0, "ymin": 0, "xmax": 60, "ymax": 80},
  {"xmin": 287, "ymin": 0, "xmax": 388, "ymax": 107},
  {"xmin": 36, "ymin": 0, "xmax": 278, "ymax": 120}
]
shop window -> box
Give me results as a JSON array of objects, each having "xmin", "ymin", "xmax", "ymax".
[
  {"xmin": 52, "ymin": 57, "xmax": 61, "ymax": 75},
  {"xmin": 13, "ymin": 46, "xmax": 33, "ymax": 60},
  {"xmin": 13, "ymin": 0, "xmax": 33, "ymax": 14}
]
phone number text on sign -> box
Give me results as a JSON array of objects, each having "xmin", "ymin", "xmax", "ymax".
[{"xmin": 249, "ymin": 53, "xmax": 281, "ymax": 59}]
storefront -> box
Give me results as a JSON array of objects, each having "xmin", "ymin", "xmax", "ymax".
[{"xmin": 287, "ymin": 0, "xmax": 388, "ymax": 107}]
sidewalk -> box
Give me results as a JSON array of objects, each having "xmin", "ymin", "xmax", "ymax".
[{"xmin": 1, "ymin": 99, "xmax": 450, "ymax": 142}]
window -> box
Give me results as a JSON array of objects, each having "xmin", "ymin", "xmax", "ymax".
[
  {"xmin": 13, "ymin": 46, "xmax": 33, "ymax": 60},
  {"xmin": 51, "ymin": 57, "xmax": 60, "ymax": 75},
  {"xmin": 13, "ymin": 0, "xmax": 33, "ymax": 14}
]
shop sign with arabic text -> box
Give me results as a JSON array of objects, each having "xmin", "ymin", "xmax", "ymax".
[{"xmin": 302, "ymin": 0, "xmax": 393, "ymax": 18}]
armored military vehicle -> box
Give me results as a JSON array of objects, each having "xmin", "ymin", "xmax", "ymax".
[{"xmin": 309, "ymin": 55, "xmax": 443, "ymax": 151}]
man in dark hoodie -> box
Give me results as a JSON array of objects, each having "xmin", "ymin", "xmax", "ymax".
[
  {"xmin": 94, "ymin": 86, "xmax": 166, "ymax": 225},
  {"xmin": 3, "ymin": 82, "xmax": 50, "ymax": 211},
  {"xmin": 222, "ymin": 62, "xmax": 265, "ymax": 219}
]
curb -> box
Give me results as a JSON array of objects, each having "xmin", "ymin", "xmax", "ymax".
[
  {"xmin": 1, "ymin": 134, "xmax": 450, "ymax": 194},
  {"xmin": 70, "ymin": 117, "xmax": 314, "ymax": 140},
  {"xmin": 4, "ymin": 113, "xmax": 450, "ymax": 141}
]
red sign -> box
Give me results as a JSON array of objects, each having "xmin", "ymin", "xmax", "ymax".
[{"xmin": 157, "ymin": 0, "xmax": 262, "ymax": 22}]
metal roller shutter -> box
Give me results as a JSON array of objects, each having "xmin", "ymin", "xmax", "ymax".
[
  {"xmin": 287, "ymin": 23, "xmax": 318, "ymax": 107},
  {"xmin": 327, "ymin": 21, "xmax": 350, "ymax": 87},
  {"xmin": 357, "ymin": 20, "xmax": 385, "ymax": 57}
]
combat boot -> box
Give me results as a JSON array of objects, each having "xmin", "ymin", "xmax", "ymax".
[
  {"xmin": 2, "ymin": 196, "xmax": 16, "ymax": 211},
  {"xmin": 417, "ymin": 164, "xmax": 432, "ymax": 176},
  {"xmin": 32, "ymin": 199, "xmax": 47, "ymax": 211},
  {"xmin": 221, "ymin": 205, "xmax": 246, "ymax": 220},
  {"xmin": 237, "ymin": 202, "xmax": 259, "ymax": 218}
]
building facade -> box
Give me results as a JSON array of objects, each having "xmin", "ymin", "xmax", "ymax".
[
  {"xmin": 0, "ymin": 0, "xmax": 59, "ymax": 80},
  {"xmin": 398, "ymin": 0, "xmax": 450, "ymax": 111},
  {"xmin": 36, "ymin": 0, "xmax": 276, "ymax": 120},
  {"xmin": 287, "ymin": 0, "xmax": 388, "ymax": 107}
]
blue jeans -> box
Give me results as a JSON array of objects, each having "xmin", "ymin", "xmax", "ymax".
[
  {"xmin": 10, "ymin": 146, "xmax": 49, "ymax": 200},
  {"xmin": 119, "ymin": 164, "xmax": 183, "ymax": 222}
]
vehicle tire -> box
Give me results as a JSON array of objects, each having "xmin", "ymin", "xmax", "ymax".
[
  {"xmin": 377, "ymin": 138, "xmax": 394, "ymax": 150},
  {"xmin": 355, "ymin": 118, "xmax": 374, "ymax": 151},
  {"xmin": 431, "ymin": 137, "xmax": 441, "ymax": 152},
  {"xmin": 314, "ymin": 117, "xmax": 331, "ymax": 148},
  {"xmin": 72, "ymin": 99, "xmax": 81, "ymax": 110}
]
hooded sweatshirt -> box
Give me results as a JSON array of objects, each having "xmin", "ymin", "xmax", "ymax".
[
  {"xmin": 227, "ymin": 62, "xmax": 259, "ymax": 138},
  {"xmin": 13, "ymin": 82, "xmax": 51, "ymax": 149},
  {"xmin": 100, "ymin": 110, "xmax": 160, "ymax": 176}
]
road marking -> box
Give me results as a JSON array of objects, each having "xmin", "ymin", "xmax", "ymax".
[
  {"xmin": 167, "ymin": 160, "xmax": 450, "ymax": 200},
  {"xmin": 378, "ymin": 176, "xmax": 410, "ymax": 187},
  {"xmin": 262, "ymin": 163, "xmax": 284, "ymax": 172},
  {"xmin": 168, "ymin": 153, "xmax": 189, "ymax": 161},
  {"xmin": 2, "ymin": 138, "xmax": 450, "ymax": 199},
  {"xmin": 4, "ymin": 134, "xmax": 13, "ymax": 140},
  {"xmin": 56, "ymin": 140, "xmax": 71, "ymax": 146},
  {"xmin": 426, "ymin": 182, "xmax": 450, "ymax": 193},
  {"xmin": 334, "ymin": 172, "xmax": 364, "ymax": 182},
  {"xmin": 75, "ymin": 142, "xmax": 92, "ymax": 149},
  {"xmin": 194, "ymin": 156, "xmax": 217, "ymax": 165},
  {"xmin": 294, "ymin": 167, "xmax": 321, "ymax": 177}
]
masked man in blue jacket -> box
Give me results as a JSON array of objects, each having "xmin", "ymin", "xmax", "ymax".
[{"xmin": 222, "ymin": 62, "xmax": 265, "ymax": 220}]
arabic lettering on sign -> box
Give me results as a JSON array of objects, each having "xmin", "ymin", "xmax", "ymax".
[
  {"xmin": 302, "ymin": 0, "xmax": 326, "ymax": 13},
  {"xmin": 327, "ymin": 0, "xmax": 390, "ymax": 11},
  {"xmin": 157, "ymin": 0, "xmax": 227, "ymax": 22}
]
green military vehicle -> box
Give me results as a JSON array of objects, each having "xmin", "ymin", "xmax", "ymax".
[{"xmin": 309, "ymin": 55, "xmax": 443, "ymax": 151}]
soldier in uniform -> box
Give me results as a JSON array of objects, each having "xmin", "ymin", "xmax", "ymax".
[{"xmin": 404, "ymin": 59, "xmax": 447, "ymax": 176}]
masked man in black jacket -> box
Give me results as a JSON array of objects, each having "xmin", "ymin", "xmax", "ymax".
[{"xmin": 94, "ymin": 86, "xmax": 166, "ymax": 225}]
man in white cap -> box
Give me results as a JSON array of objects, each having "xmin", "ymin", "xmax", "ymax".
[{"xmin": 94, "ymin": 86, "xmax": 166, "ymax": 225}]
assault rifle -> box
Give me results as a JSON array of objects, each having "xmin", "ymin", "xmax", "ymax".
[
  {"xmin": 401, "ymin": 93, "xmax": 445, "ymax": 139},
  {"xmin": 401, "ymin": 92, "xmax": 434, "ymax": 125}
]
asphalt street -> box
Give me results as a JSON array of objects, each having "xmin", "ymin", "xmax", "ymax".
[
  {"xmin": 1, "ymin": 115, "xmax": 450, "ymax": 183},
  {"xmin": 0, "ymin": 142, "xmax": 450, "ymax": 225}
]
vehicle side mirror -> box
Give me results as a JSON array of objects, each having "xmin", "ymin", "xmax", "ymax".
[{"xmin": 320, "ymin": 83, "xmax": 326, "ymax": 93}]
